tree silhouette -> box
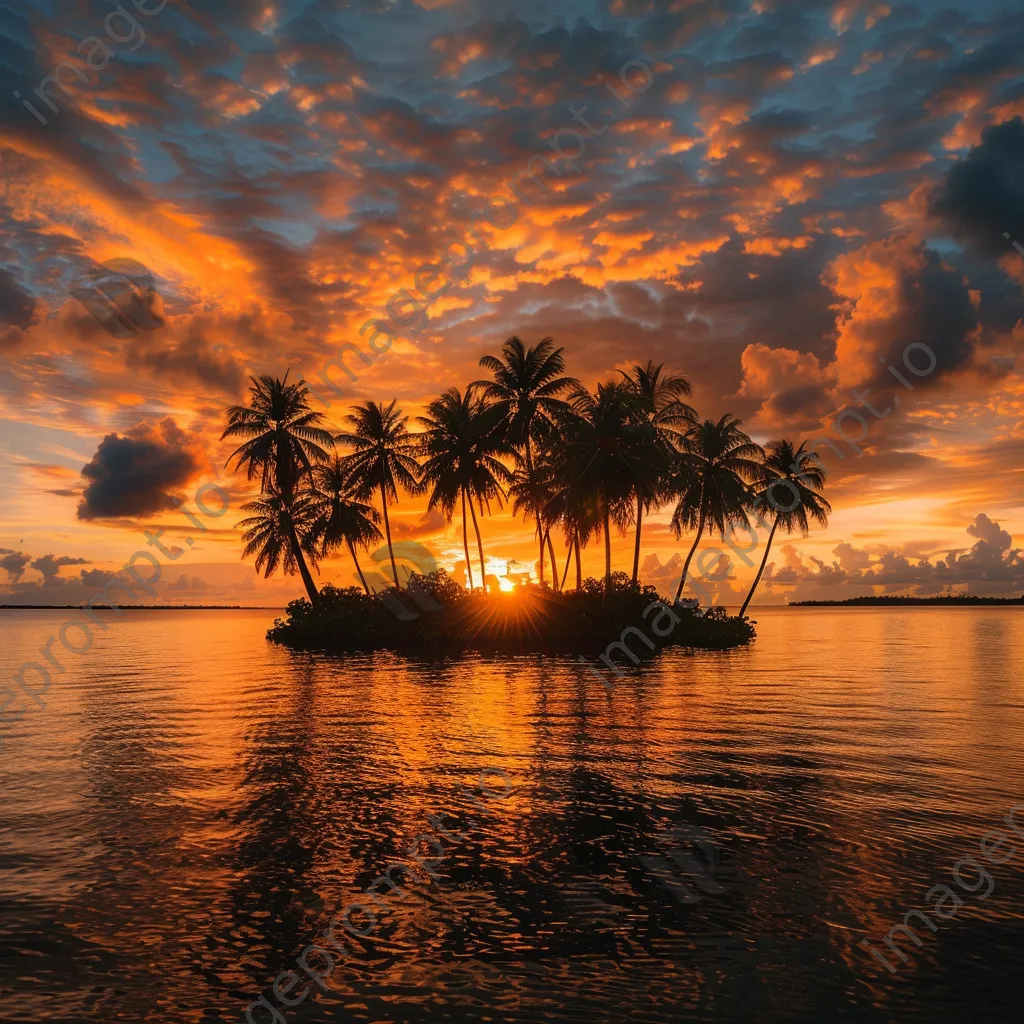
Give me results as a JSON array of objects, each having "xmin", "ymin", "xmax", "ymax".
[
  {"xmin": 669, "ymin": 415, "xmax": 764, "ymax": 602},
  {"xmin": 223, "ymin": 373, "xmax": 333, "ymax": 604},
  {"xmin": 417, "ymin": 388, "xmax": 513, "ymax": 589},
  {"xmin": 335, "ymin": 400, "xmax": 421, "ymax": 590},
  {"xmin": 619, "ymin": 361, "xmax": 696, "ymax": 582},
  {"xmin": 739, "ymin": 440, "xmax": 830, "ymax": 617},
  {"xmin": 309, "ymin": 457, "xmax": 383, "ymax": 594}
]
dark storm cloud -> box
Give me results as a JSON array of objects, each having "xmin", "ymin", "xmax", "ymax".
[
  {"xmin": 822, "ymin": 237, "xmax": 984, "ymax": 410},
  {"xmin": 680, "ymin": 239, "xmax": 840, "ymax": 356},
  {"xmin": 887, "ymin": 247, "xmax": 979, "ymax": 382},
  {"xmin": 930, "ymin": 118, "xmax": 1024, "ymax": 256},
  {"xmin": 887, "ymin": 247, "xmax": 979, "ymax": 386},
  {"xmin": 77, "ymin": 418, "xmax": 202, "ymax": 520}
]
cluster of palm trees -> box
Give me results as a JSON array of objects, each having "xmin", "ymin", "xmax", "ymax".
[{"xmin": 223, "ymin": 337, "xmax": 831, "ymax": 615}]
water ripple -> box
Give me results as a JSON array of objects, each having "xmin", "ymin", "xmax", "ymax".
[{"xmin": 1, "ymin": 607, "xmax": 1023, "ymax": 1022}]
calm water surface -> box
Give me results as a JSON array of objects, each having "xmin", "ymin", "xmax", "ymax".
[{"xmin": 2, "ymin": 607, "xmax": 1023, "ymax": 1023}]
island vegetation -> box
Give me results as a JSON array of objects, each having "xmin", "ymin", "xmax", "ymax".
[
  {"xmin": 222, "ymin": 337, "xmax": 832, "ymax": 655},
  {"xmin": 267, "ymin": 572, "xmax": 756, "ymax": 654}
]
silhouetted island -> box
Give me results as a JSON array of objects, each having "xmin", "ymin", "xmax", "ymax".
[
  {"xmin": 223, "ymin": 342, "xmax": 832, "ymax": 629},
  {"xmin": 792, "ymin": 595, "xmax": 1023, "ymax": 607},
  {"xmin": 268, "ymin": 571, "xmax": 755, "ymax": 656}
]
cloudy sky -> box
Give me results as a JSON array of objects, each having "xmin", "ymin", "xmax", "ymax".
[{"xmin": 1, "ymin": 0, "xmax": 1023, "ymax": 606}]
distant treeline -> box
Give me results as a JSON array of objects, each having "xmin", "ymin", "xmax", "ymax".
[
  {"xmin": 792, "ymin": 596, "xmax": 1023, "ymax": 607},
  {"xmin": 0, "ymin": 605, "xmax": 268, "ymax": 610}
]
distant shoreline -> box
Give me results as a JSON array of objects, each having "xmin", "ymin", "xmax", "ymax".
[
  {"xmin": 791, "ymin": 596, "xmax": 1023, "ymax": 607},
  {"xmin": 0, "ymin": 605, "xmax": 278, "ymax": 610}
]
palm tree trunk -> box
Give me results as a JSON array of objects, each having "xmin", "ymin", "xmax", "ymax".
[
  {"xmin": 631, "ymin": 495, "xmax": 643, "ymax": 582},
  {"xmin": 461, "ymin": 487, "xmax": 475, "ymax": 589},
  {"xmin": 546, "ymin": 530, "xmax": 559, "ymax": 592},
  {"xmin": 574, "ymin": 533, "xmax": 582, "ymax": 590},
  {"xmin": 526, "ymin": 440, "xmax": 545, "ymax": 587},
  {"xmin": 739, "ymin": 517, "xmax": 778, "ymax": 617},
  {"xmin": 560, "ymin": 536, "xmax": 573, "ymax": 591},
  {"xmin": 348, "ymin": 541, "xmax": 370, "ymax": 594},
  {"xmin": 603, "ymin": 502, "xmax": 612, "ymax": 592},
  {"xmin": 379, "ymin": 480, "xmax": 400, "ymax": 590},
  {"xmin": 287, "ymin": 519, "xmax": 320, "ymax": 606},
  {"xmin": 468, "ymin": 493, "xmax": 487, "ymax": 591},
  {"xmin": 674, "ymin": 509, "xmax": 705, "ymax": 602}
]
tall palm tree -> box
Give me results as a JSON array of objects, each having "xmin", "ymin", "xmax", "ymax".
[
  {"xmin": 542, "ymin": 450, "xmax": 600, "ymax": 591},
  {"xmin": 335, "ymin": 400, "xmax": 421, "ymax": 590},
  {"xmin": 558, "ymin": 381, "xmax": 663, "ymax": 591},
  {"xmin": 237, "ymin": 488, "xmax": 322, "ymax": 603},
  {"xmin": 222, "ymin": 373, "xmax": 334, "ymax": 605},
  {"xmin": 309, "ymin": 458, "xmax": 383, "ymax": 594},
  {"xmin": 222, "ymin": 372, "xmax": 335, "ymax": 495},
  {"xmin": 670, "ymin": 415, "xmax": 765, "ymax": 602},
  {"xmin": 619, "ymin": 361, "xmax": 697, "ymax": 582},
  {"xmin": 474, "ymin": 335, "xmax": 578, "ymax": 464},
  {"xmin": 738, "ymin": 440, "xmax": 831, "ymax": 617},
  {"xmin": 474, "ymin": 336, "xmax": 578, "ymax": 584},
  {"xmin": 417, "ymin": 388, "xmax": 513, "ymax": 590},
  {"xmin": 509, "ymin": 461, "xmax": 560, "ymax": 591}
]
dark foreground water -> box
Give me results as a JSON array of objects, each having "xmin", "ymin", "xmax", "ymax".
[{"xmin": 2, "ymin": 606, "xmax": 1024, "ymax": 1023}]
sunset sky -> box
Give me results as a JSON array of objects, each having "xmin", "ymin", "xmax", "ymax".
[{"xmin": 2, "ymin": 0, "xmax": 1023, "ymax": 606}]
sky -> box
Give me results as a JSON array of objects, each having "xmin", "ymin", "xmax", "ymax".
[{"xmin": 1, "ymin": 0, "xmax": 1023, "ymax": 607}]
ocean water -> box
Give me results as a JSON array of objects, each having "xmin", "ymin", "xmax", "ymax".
[{"xmin": 1, "ymin": 606, "xmax": 1023, "ymax": 1023}]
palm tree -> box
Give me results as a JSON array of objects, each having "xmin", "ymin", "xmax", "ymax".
[
  {"xmin": 509, "ymin": 461, "xmax": 560, "ymax": 591},
  {"xmin": 417, "ymin": 388, "xmax": 513, "ymax": 590},
  {"xmin": 309, "ymin": 458, "xmax": 383, "ymax": 594},
  {"xmin": 222, "ymin": 372, "xmax": 335, "ymax": 495},
  {"xmin": 619, "ymin": 361, "xmax": 697, "ymax": 581},
  {"xmin": 558, "ymin": 381, "xmax": 663, "ymax": 590},
  {"xmin": 542, "ymin": 451, "xmax": 600, "ymax": 591},
  {"xmin": 237, "ymin": 488, "xmax": 322, "ymax": 603},
  {"xmin": 474, "ymin": 336, "xmax": 578, "ymax": 584},
  {"xmin": 670, "ymin": 415, "xmax": 765, "ymax": 602},
  {"xmin": 335, "ymin": 400, "xmax": 421, "ymax": 590},
  {"xmin": 474, "ymin": 335, "xmax": 578, "ymax": 464},
  {"xmin": 738, "ymin": 440, "xmax": 831, "ymax": 617},
  {"xmin": 222, "ymin": 373, "xmax": 334, "ymax": 604}
]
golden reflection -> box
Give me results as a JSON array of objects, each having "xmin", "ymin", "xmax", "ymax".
[{"xmin": 2, "ymin": 606, "xmax": 1024, "ymax": 1021}]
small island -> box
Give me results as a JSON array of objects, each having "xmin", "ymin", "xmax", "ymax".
[
  {"xmin": 223, "ymin": 338, "xmax": 833, "ymax": 658},
  {"xmin": 267, "ymin": 570, "xmax": 756, "ymax": 657}
]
